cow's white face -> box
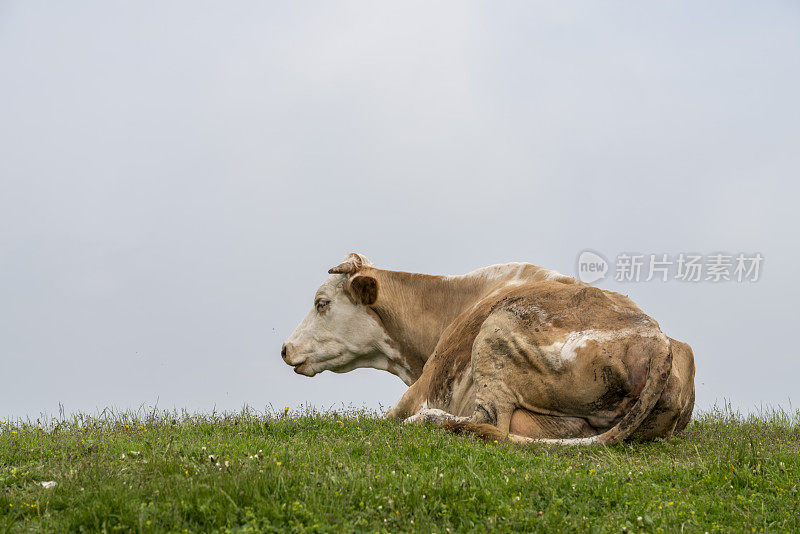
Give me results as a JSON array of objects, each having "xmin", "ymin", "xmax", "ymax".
[{"xmin": 282, "ymin": 274, "xmax": 387, "ymax": 377}]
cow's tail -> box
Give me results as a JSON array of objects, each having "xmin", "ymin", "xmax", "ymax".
[{"xmin": 442, "ymin": 336, "xmax": 673, "ymax": 446}]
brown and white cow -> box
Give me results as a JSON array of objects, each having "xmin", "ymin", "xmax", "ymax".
[{"xmin": 281, "ymin": 253, "xmax": 695, "ymax": 444}]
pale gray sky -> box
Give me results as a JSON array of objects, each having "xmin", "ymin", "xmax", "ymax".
[{"xmin": 1, "ymin": 2, "xmax": 799, "ymax": 420}]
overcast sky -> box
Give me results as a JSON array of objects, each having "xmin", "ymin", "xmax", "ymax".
[{"xmin": 1, "ymin": 2, "xmax": 799, "ymax": 421}]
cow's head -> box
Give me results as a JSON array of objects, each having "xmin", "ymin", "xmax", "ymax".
[{"xmin": 281, "ymin": 253, "xmax": 389, "ymax": 377}]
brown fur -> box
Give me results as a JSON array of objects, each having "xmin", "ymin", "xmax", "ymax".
[{"xmin": 349, "ymin": 275, "xmax": 378, "ymax": 305}]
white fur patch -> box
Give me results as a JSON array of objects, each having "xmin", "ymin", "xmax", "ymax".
[
  {"xmin": 459, "ymin": 262, "xmax": 530, "ymax": 282},
  {"xmin": 540, "ymin": 269, "xmax": 568, "ymax": 281},
  {"xmin": 536, "ymin": 328, "xmax": 667, "ymax": 370},
  {"xmin": 406, "ymin": 408, "xmax": 469, "ymax": 424}
]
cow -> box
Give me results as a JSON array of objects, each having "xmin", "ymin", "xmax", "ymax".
[{"xmin": 281, "ymin": 253, "xmax": 695, "ymax": 445}]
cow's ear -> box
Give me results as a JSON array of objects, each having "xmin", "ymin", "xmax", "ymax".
[
  {"xmin": 328, "ymin": 252, "xmax": 373, "ymax": 275},
  {"xmin": 348, "ymin": 275, "xmax": 378, "ymax": 305}
]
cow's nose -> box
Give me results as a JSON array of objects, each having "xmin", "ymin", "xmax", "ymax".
[{"xmin": 281, "ymin": 342, "xmax": 306, "ymax": 366}]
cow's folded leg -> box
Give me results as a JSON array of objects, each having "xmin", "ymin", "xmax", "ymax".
[
  {"xmin": 405, "ymin": 408, "xmax": 469, "ymax": 425},
  {"xmin": 472, "ymin": 401, "xmax": 515, "ymax": 436},
  {"xmin": 469, "ymin": 314, "xmax": 525, "ymax": 436},
  {"xmin": 406, "ymin": 408, "xmax": 509, "ymax": 443}
]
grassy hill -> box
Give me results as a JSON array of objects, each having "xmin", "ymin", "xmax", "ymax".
[{"xmin": 1, "ymin": 406, "xmax": 798, "ymax": 532}]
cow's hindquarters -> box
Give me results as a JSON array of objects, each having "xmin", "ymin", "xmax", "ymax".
[
  {"xmin": 632, "ymin": 337, "xmax": 695, "ymax": 440},
  {"xmin": 437, "ymin": 330, "xmax": 675, "ymax": 445},
  {"xmin": 578, "ymin": 334, "xmax": 673, "ymax": 445}
]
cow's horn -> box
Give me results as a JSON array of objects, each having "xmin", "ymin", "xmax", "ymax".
[{"xmin": 328, "ymin": 253, "xmax": 373, "ymax": 275}]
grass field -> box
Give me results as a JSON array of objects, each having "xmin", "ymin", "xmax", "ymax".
[{"xmin": 1, "ymin": 405, "xmax": 799, "ymax": 533}]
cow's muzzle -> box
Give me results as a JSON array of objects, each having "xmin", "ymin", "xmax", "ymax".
[
  {"xmin": 281, "ymin": 342, "xmax": 303, "ymax": 364},
  {"xmin": 281, "ymin": 342, "xmax": 314, "ymax": 375}
]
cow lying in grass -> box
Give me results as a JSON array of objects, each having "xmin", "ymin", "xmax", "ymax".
[{"xmin": 282, "ymin": 253, "xmax": 695, "ymax": 445}]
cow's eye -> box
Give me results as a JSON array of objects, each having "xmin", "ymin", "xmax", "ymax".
[{"xmin": 315, "ymin": 299, "xmax": 330, "ymax": 312}]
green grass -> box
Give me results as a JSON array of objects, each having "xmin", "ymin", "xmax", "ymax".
[{"xmin": 1, "ymin": 405, "xmax": 799, "ymax": 533}]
